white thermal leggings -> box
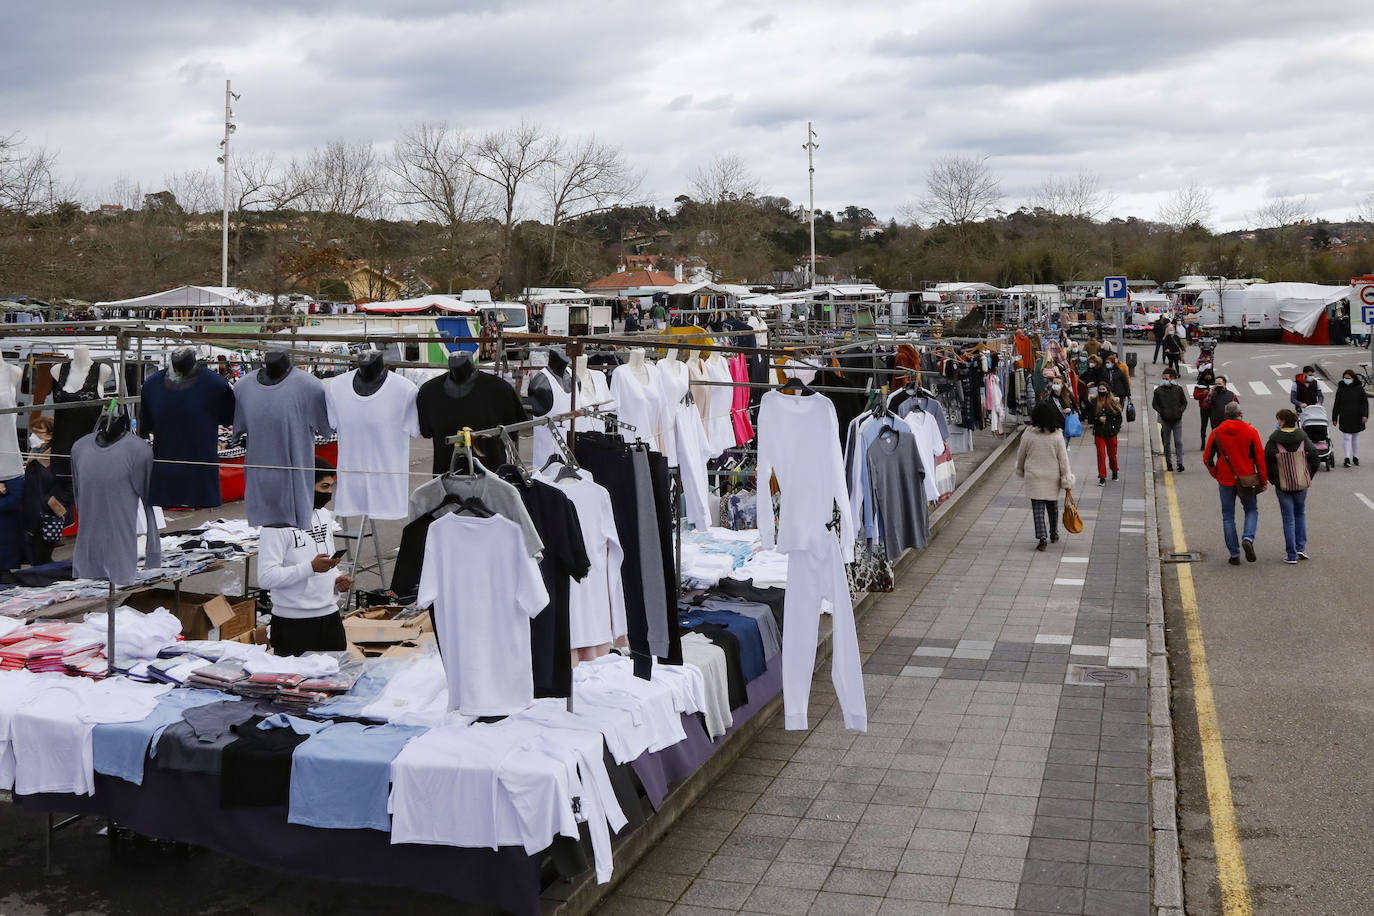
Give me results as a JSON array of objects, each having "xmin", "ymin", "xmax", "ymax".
[
  {"xmin": 782, "ymin": 538, "xmax": 868, "ymax": 732},
  {"xmin": 1345, "ymin": 433, "xmax": 1360, "ymax": 459}
]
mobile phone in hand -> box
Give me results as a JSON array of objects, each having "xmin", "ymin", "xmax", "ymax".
[{"xmin": 331, "ymin": 548, "xmax": 349, "ymax": 560}]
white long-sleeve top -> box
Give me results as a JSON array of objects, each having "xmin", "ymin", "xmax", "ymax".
[
  {"xmin": 756, "ymin": 391, "xmax": 855, "ymax": 561},
  {"xmin": 256, "ymin": 508, "xmax": 339, "ymax": 619}
]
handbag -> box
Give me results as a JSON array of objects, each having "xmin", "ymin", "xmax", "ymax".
[
  {"xmin": 1219, "ymin": 445, "xmax": 1266, "ymax": 497},
  {"xmin": 1125, "ymin": 400, "xmax": 1136, "ymax": 423},
  {"xmin": 39, "ymin": 512, "xmax": 65, "ymax": 544},
  {"xmin": 1062, "ymin": 490, "xmax": 1084, "ymax": 534},
  {"xmin": 1064, "ymin": 411, "xmax": 1083, "ymax": 438}
]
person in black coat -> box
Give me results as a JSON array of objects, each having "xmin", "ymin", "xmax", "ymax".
[
  {"xmin": 1089, "ymin": 388, "xmax": 1124, "ymax": 485},
  {"xmin": 1151, "ymin": 315, "xmax": 1168, "ymax": 364},
  {"xmin": 1331, "ymin": 368, "xmax": 1370, "ymax": 467},
  {"xmin": 1205, "ymin": 376, "xmax": 1239, "ymax": 450}
]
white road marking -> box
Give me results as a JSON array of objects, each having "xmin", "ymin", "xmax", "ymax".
[
  {"xmin": 1357, "ymin": 492, "xmax": 1374, "ymax": 513},
  {"xmin": 1053, "ymin": 578, "xmax": 1085, "ymax": 587},
  {"xmin": 1248, "ymin": 380, "xmax": 1272, "ymax": 396},
  {"xmin": 1269, "ymin": 362, "xmax": 1297, "ymax": 376},
  {"xmin": 1060, "ymin": 557, "xmax": 1089, "ymax": 563},
  {"xmin": 1252, "ymin": 352, "xmax": 1281, "ymax": 359},
  {"xmin": 1317, "ymin": 380, "xmax": 1332, "ymax": 394}
]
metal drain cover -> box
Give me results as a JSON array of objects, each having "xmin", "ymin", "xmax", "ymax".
[
  {"xmin": 1066, "ymin": 664, "xmax": 1140, "ymax": 686},
  {"xmin": 1161, "ymin": 551, "xmax": 1201, "ymax": 563}
]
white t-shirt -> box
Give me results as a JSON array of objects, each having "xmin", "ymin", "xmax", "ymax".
[
  {"xmin": 0, "ymin": 364, "xmax": 23, "ymax": 480},
  {"xmin": 325, "ymin": 371, "xmax": 420, "ymax": 520},
  {"xmin": 756, "ymin": 391, "xmax": 855, "ymax": 561},
  {"xmin": 540, "ymin": 472, "xmax": 627, "ymax": 649},
  {"xmin": 417, "ymin": 514, "xmax": 549, "ymax": 717},
  {"xmin": 609, "ymin": 364, "xmax": 665, "ymax": 453}
]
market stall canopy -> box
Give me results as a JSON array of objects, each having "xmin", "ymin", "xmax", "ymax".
[
  {"xmin": 927, "ymin": 282, "xmax": 1003, "ymax": 295},
  {"xmin": 94, "ymin": 285, "xmax": 274, "ymax": 310},
  {"xmin": 358, "ymin": 295, "xmax": 477, "ymax": 314},
  {"xmin": 666, "ymin": 282, "xmax": 753, "ymax": 297},
  {"xmin": 1248, "ymin": 283, "xmax": 1352, "ymax": 337}
]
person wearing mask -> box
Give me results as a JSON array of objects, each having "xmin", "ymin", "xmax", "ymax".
[
  {"xmin": 1090, "ymin": 386, "xmax": 1124, "ymax": 486},
  {"xmin": 1161, "ymin": 323, "xmax": 1186, "ymax": 375},
  {"xmin": 1331, "ymin": 368, "xmax": 1369, "ymax": 466},
  {"xmin": 256, "ymin": 458, "xmax": 354, "ymax": 656},
  {"xmin": 1084, "ymin": 330, "xmax": 1102, "ymax": 360},
  {"xmin": 1043, "ymin": 377, "xmax": 1075, "ymax": 447},
  {"xmin": 1152, "ymin": 368, "xmax": 1188, "ymax": 472},
  {"xmin": 1097, "ymin": 352, "xmax": 1131, "ymax": 401},
  {"xmin": 1194, "ymin": 365, "xmax": 1216, "ymax": 447},
  {"xmin": 1204, "ymin": 401, "xmax": 1267, "ymax": 565},
  {"xmin": 20, "ymin": 417, "xmax": 69, "ymax": 566},
  {"xmin": 1016, "ymin": 401, "xmax": 1076, "ymax": 551},
  {"xmin": 1264, "ymin": 408, "xmax": 1319, "ymax": 564},
  {"xmin": 1289, "ymin": 365, "xmax": 1323, "ymax": 411},
  {"xmin": 1151, "ymin": 314, "xmax": 1168, "ymax": 364},
  {"xmin": 1206, "ymin": 376, "xmax": 1238, "ymax": 450}
]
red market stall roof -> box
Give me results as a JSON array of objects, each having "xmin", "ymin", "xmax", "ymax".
[{"xmin": 357, "ymin": 295, "xmax": 478, "ymax": 314}]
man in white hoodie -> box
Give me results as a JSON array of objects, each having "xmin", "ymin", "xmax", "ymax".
[{"xmin": 257, "ymin": 458, "xmax": 354, "ymax": 656}]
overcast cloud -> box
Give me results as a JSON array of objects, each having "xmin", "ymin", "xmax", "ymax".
[{"xmin": 3, "ymin": 0, "xmax": 1372, "ymax": 229}]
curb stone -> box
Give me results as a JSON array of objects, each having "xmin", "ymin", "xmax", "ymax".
[
  {"xmin": 548, "ymin": 427, "xmax": 1027, "ymax": 916},
  {"xmin": 1139, "ymin": 362, "xmax": 1185, "ymax": 916}
]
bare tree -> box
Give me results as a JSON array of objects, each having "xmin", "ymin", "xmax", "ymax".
[
  {"xmin": 1251, "ymin": 191, "xmax": 1313, "ymax": 229},
  {"xmin": 466, "ymin": 122, "xmax": 555, "ymax": 293},
  {"xmin": 690, "ymin": 152, "xmax": 758, "ymax": 205},
  {"xmin": 1357, "ymin": 191, "xmax": 1374, "ymax": 225},
  {"xmin": 391, "ymin": 123, "xmax": 493, "ymax": 227},
  {"xmin": 162, "ymin": 167, "xmax": 219, "ymax": 215},
  {"xmin": 0, "ymin": 133, "xmax": 70, "ymax": 214},
  {"xmin": 541, "ymin": 134, "xmax": 641, "ymax": 270},
  {"xmin": 304, "ymin": 140, "xmax": 387, "ymax": 223},
  {"xmin": 1031, "ymin": 171, "xmax": 1115, "ymax": 220},
  {"xmin": 1157, "ymin": 181, "xmax": 1213, "ymax": 230},
  {"xmin": 919, "ymin": 155, "xmax": 1001, "ymax": 278}
]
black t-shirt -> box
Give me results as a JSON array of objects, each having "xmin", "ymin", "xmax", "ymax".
[
  {"xmin": 517, "ymin": 478, "xmax": 590, "ymax": 699},
  {"xmin": 220, "ymin": 717, "xmax": 309, "ymax": 808},
  {"xmin": 417, "ymin": 372, "xmax": 527, "ymax": 475}
]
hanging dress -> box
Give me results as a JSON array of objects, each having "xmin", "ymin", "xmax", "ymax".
[{"xmin": 50, "ymin": 360, "xmax": 106, "ymax": 492}]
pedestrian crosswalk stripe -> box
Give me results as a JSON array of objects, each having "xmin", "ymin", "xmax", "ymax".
[
  {"xmin": 1317, "ymin": 380, "xmax": 1332, "ymax": 394},
  {"xmin": 1247, "ymin": 380, "xmax": 1271, "ymax": 396}
]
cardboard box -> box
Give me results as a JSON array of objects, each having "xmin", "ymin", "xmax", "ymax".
[
  {"xmin": 356, "ymin": 605, "xmax": 433, "ymax": 633},
  {"xmin": 125, "ymin": 588, "xmax": 257, "ymax": 641},
  {"xmin": 231, "ymin": 624, "xmax": 270, "ymax": 646}
]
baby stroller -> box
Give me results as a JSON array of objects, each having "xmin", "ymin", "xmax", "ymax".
[
  {"xmin": 1195, "ymin": 336, "xmax": 1218, "ymax": 374},
  {"xmin": 1299, "ymin": 404, "xmax": 1335, "ymax": 470}
]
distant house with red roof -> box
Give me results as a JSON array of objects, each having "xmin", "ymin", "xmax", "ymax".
[{"xmin": 586, "ymin": 268, "xmax": 678, "ymax": 292}]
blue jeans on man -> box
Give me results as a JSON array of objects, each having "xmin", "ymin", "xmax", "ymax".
[
  {"xmin": 1274, "ymin": 488, "xmax": 1308, "ymax": 561},
  {"xmin": 1218, "ymin": 484, "xmax": 1258, "ymax": 559},
  {"xmin": 1159, "ymin": 420, "xmax": 1184, "ymax": 468}
]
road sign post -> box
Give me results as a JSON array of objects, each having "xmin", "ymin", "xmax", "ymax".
[{"xmin": 1104, "ymin": 276, "xmax": 1128, "ymax": 356}]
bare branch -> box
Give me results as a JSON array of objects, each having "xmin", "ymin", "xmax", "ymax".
[
  {"xmin": 303, "ymin": 140, "xmax": 387, "ymax": 220},
  {"xmin": 161, "ymin": 167, "xmax": 218, "ymax": 215},
  {"xmin": 920, "ymin": 154, "xmax": 1002, "ymax": 226},
  {"xmin": 1357, "ymin": 191, "xmax": 1374, "ymax": 225},
  {"xmin": 1250, "ymin": 190, "xmax": 1313, "ymax": 229},
  {"xmin": 1031, "ymin": 171, "xmax": 1116, "ymax": 220},
  {"xmin": 466, "ymin": 121, "xmax": 556, "ymax": 291},
  {"xmin": 1157, "ymin": 181, "xmax": 1213, "ymax": 230},
  {"xmin": 689, "ymin": 153, "xmax": 758, "ymax": 205},
  {"xmin": 390, "ymin": 122, "xmax": 494, "ymax": 226},
  {"xmin": 541, "ymin": 134, "xmax": 642, "ymax": 227}
]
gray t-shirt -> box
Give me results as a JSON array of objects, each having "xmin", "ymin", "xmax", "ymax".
[
  {"xmin": 408, "ymin": 472, "xmax": 543, "ymax": 558},
  {"xmin": 154, "ymin": 699, "xmax": 263, "ymax": 775},
  {"xmin": 866, "ymin": 427, "xmax": 931, "ymax": 561},
  {"xmin": 71, "ymin": 432, "xmax": 162, "ymax": 586},
  {"xmin": 232, "ymin": 369, "xmax": 333, "ymax": 529}
]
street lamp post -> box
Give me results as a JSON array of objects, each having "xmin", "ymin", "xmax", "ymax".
[
  {"xmin": 804, "ymin": 123, "xmax": 818, "ymax": 289},
  {"xmin": 218, "ymin": 80, "xmax": 239, "ymax": 288}
]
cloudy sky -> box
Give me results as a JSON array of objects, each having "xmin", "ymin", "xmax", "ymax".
[{"xmin": 4, "ymin": 0, "xmax": 1373, "ymax": 229}]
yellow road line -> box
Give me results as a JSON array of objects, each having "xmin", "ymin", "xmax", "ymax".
[{"xmin": 1162, "ymin": 468, "xmax": 1253, "ymax": 915}]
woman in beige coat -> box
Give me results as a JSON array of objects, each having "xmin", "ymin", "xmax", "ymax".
[{"xmin": 1016, "ymin": 401, "xmax": 1077, "ymax": 550}]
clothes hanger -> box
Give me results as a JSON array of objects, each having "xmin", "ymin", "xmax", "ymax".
[{"xmin": 777, "ymin": 375, "xmax": 816, "ymax": 396}]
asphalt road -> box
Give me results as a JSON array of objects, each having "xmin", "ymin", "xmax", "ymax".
[{"xmin": 1139, "ymin": 340, "xmax": 1374, "ymax": 915}]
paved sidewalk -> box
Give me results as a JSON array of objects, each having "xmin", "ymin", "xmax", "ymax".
[{"xmin": 596, "ymin": 429, "xmax": 1153, "ymax": 916}]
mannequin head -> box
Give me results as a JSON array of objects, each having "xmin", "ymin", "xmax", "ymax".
[
  {"xmin": 447, "ymin": 352, "xmax": 476, "ymax": 383},
  {"xmin": 546, "ymin": 346, "xmax": 568, "ymax": 377},
  {"xmin": 260, "ymin": 348, "xmax": 293, "ymax": 384},
  {"xmin": 170, "ymin": 347, "xmax": 198, "ymax": 376},
  {"xmin": 357, "ymin": 348, "xmax": 386, "ymax": 381},
  {"xmin": 71, "ymin": 345, "xmax": 92, "ymax": 366}
]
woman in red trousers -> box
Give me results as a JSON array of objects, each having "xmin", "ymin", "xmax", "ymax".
[{"xmin": 1090, "ymin": 387, "xmax": 1124, "ymax": 486}]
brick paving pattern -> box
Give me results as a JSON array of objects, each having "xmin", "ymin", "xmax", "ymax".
[{"xmin": 596, "ymin": 433, "xmax": 1152, "ymax": 915}]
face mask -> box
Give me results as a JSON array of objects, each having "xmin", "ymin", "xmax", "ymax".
[
  {"xmin": 1344, "ymin": 378, "xmax": 1355, "ymax": 385},
  {"xmin": 1106, "ymin": 362, "xmax": 1115, "ymax": 368},
  {"xmin": 1052, "ymin": 383, "xmax": 1062, "ymax": 392},
  {"xmin": 28, "ymin": 433, "xmax": 44, "ymax": 450},
  {"xmin": 313, "ymin": 490, "xmax": 333, "ymax": 511},
  {"xmin": 1161, "ymin": 379, "xmax": 1172, "ymax": 386}
]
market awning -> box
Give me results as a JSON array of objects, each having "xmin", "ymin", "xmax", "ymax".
[
  {"xmin": 94, "ymin": 285, "xmax": 275, "ymax": 310},
  {"xmin": 358, "ymin": 295, "xmax": 476, "ymax": 314}
]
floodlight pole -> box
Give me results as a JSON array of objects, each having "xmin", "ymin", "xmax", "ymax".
[
  {"xmin": 804, "ymin": 122, "xmax": 818, "ymax": 289},
  {"xmin": 220, "ymin": 80, "xmax": 234, "ymax": 288}
]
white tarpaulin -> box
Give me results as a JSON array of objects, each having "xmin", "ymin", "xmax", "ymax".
[
  {"xmin": 94, "ymin": 285, "xmax": 274, "ymax": 310},
  {"xmin": 1246, "ymin": 283, "xmax": 1351, "ymax": 337}
]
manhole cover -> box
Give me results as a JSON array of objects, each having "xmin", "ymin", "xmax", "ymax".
[
  {"xmin": 1161, "ymin": 551, "xmax": 1201, "ymax": 563},
  {"xmin": 1066, "ymin": 664, "xmax": 1140, "ymax": 686}
]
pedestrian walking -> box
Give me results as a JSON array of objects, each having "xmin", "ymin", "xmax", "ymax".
[
  {"xmin": 1084, "ymin": 330, "xmax": 1102, "ymax": 360},
  {"xmin": 650, "ymin": 299, "xmax": 667, "ymax": 330},
  {"xmin": 1331, "ymin": 368, "xmax": 1368, "ymax": 466},
  {"xmin": 1152, "ymin": 367, "xmax": 1188, "ymax": 472},
  {"xmin": 1205, "ymin": 375, "xmax": 1238, "ymax": 450},
  {"xmin": 1016, "ymin": 402, "xmax": 1076, "ymax": 551},
  {"xmin": 1151, "ymin": 314, "xmax": 1168, "ymax": 364},
  {"xmin": 1161, "ymin": 323, "xmax": 1186, "ymax": 375},
  {"xmin": 1043, "ymin": 379, "xmax": 1076, "ymax": 446},
  {"xmin": 1097, "ymin": 352, "xmax": 1131, "ymax": 401},
  {"xmin": 1089, "ymin": 386, "xmax": 1124, "ymax": 486},
  {"xmin": 1204, "ymin": 401, "xmax": 1267, "ymax": 565},
  {"xmin": 1289, "ymin": 365, "xmax": 1323, "ymax": 411},
  {"xmin": 1264, "ymin": 408, "xmax": 1319, "ymax": 564}
]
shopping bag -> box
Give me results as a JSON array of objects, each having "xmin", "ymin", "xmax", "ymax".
[
  {"xmin": 1063, "ymin": 411, "xmax": 1083, "ymax": 438},
  {"xmin": 1062, "ymin": 490, "xmax": 1084, "ymax": 534}
]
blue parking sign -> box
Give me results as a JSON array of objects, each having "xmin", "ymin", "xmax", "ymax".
[{"xmin": 1103, "ymin": 276, "xmax": 1128, "ymax": 300}]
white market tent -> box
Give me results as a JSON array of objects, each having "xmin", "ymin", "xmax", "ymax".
[
  {"xmin": 358, "ymin": 295, "xmax": 478, "ymax": 314},
  {"xmin": 1245, "ymin": 283, "xmax": 1351, "ymax": 337},
  {"xmin": 94, "ymin": 285, "xmax": 275, "ymax": 310}
]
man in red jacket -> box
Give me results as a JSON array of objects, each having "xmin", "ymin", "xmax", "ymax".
[{"xmin": 1204, "ymin": 401, "xmax": 1268, "ymax": 565}]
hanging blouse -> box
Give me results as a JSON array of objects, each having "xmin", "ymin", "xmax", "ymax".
[{"xmin": 609, "ymin": 363, "xmax": 666, "ymax": 453}]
